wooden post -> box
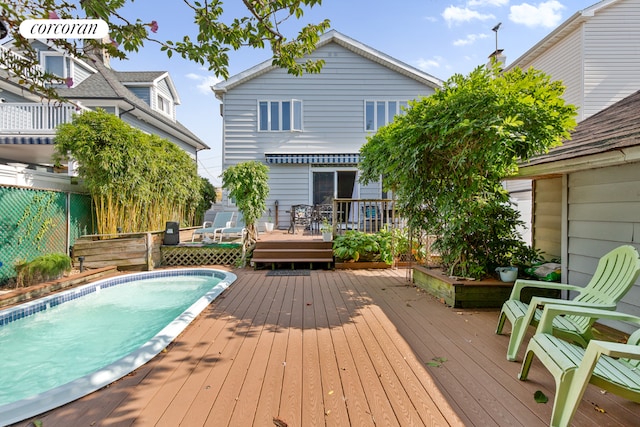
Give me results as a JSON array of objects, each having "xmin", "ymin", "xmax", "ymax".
[{"xmin": 146, "ymin": 232, "xmax": 154, "ymax": 271}]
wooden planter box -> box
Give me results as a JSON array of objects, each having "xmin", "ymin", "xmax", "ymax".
[
  {"xmin": 73, "ymin": 232, "xmax": 164, "ymax": 271},
  {"xmin": 412, "ymin": 265, "xmax": 560, "ymax": 308},
  {"xmin": 335, "ymin": 261, "xmax": 391, "ymax": 269}
]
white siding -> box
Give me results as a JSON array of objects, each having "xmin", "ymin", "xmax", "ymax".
[
  {"xmin": 221, "ymin": 42, "xmax": 436, "ymax": 166},
  {"xmin": 582, "ymin": 0, "xmax": 640, "ymax": 119},
  {"xmin": 533, "ymin": 177, "xmax": 562, "ymax": 260},
  {"xmin": 522, "ymin": 27, "xmax": 584, "ymax": 120},
  {"xmin": 567, "ymin": 162, "xmax": 640, "ymax": 332},
  {"xmin": 219, "ymin": 41, "xmax": 437, "ymax": 210}
]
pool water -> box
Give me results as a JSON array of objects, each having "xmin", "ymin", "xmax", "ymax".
[{"xmin": 0, "ymin": 269, "xmax": 235, "ymax": 424}]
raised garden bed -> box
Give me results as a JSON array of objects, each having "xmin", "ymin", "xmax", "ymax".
[
  {"xmin": 412, "ymin": 265, "xmax": 560, "ymax": 308},
  {"xmin": 335, "ymin": 261, "xmax": 391, "ymax": 270}
]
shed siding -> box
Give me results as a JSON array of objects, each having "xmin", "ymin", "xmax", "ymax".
[
  {"xmin": 567, "ymin": 162, "xmax": 640, "ymax": 331},
  {"xmin": 582, "ymin": 0, "xmax": 640, "ymax": 119},
  {"xmin": 533, "ymin": 177, "xmax": 562, "ymax": 260}
]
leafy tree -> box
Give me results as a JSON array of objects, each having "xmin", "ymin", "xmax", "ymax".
[
  {"xmin": 0, "ymin": 0, "xmax": 329, "ymax": 100},
  {"xmin": 359, "ymin": 64, "xmax": 577, "ymax": 279},
  {"xmin": 194, "ymin": 176, "xmax": 217, "ymax": 225},
  {"xmin": 53, "ymin": 109, "xmax": 202, "ymax": 235},
  {"xmin": 221, "ymin": 161, "xmax": 269, "ymax": 245}
]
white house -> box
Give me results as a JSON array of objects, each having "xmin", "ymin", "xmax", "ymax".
[
  {"xmin": 504, "ymin": 0, "xmax": 640, "ymax": 247},
  {"xmin": 505, "ymin": 0, "xmax": 640, "ymax": 123},
  {"xmin": 0, "ymin": 40, "xmax": 208, "ymax": 189},
  {"xmin": 506, "ymin": 0, "xmax": 640, "ymax": 331},
  {"xmin": 518, "ymin": 89, "xmax": 640, "ymax": 332},
  {"xmin": 212, "ymin": 30, "xmax": 442, "ymax": 230}
]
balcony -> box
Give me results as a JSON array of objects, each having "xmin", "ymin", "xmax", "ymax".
[
  {"xmin": 0, "ymin": 45, "xmax": 44, "ymax": 84},
  {"xmin": 0, "ymin": 103, "xmax": 77, "ymax": 134}
]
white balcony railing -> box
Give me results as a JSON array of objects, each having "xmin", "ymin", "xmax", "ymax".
[
  {"xmin": 0, "ymin": 103, "xmax": 78, "ymax": 133},
  {"xmin": 0, "ymin": 45, "xmax": 45, "ymax": 83}
]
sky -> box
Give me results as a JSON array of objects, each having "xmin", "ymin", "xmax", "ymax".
[{"xmin": 111, "ymin": 0, "xmax": 591, "ymax": 186}]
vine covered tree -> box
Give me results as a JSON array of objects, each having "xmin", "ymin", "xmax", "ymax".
[
  {"xmin": 0, "ymin": 0, "xmax": 330, "ymax": 99},
  {"xmin": 221, "ymin": 161, "xmax": 269, "ymax": 246},
  {"xmin": 359, "ymin": 64, "xmax": 577, "ymax": 279},
  {"xmin": 53, "ymin": 109, "xmax": 202, "ymax": 235}
]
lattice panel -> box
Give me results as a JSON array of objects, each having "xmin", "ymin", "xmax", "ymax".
[
  {"xmin": 0, "ymin": 186, "xmax": 64, "ymax": 284},
  {"xmin": 161, "ymin": 246, "xmax": 243, "ymax": 266}
]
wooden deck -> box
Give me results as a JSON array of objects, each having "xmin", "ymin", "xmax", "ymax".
[{"xmin": 11, "ymin": 268, "xmax": 640, "ymax": 426}]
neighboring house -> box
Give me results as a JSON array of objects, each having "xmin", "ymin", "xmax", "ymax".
[
  {"xmin": 212, "ymin": 30, "xmax": 442, "ymax": 229},
  {"xmin": 516, "ymin": 89, "xmax": 640, "ymax": 333},
  {"xmin": 506, "ymin": 0, "xmax": 640, "ymax": 123},
  {"xmin": 0, "ymin": 39, "xmax": 208, "ymax": 284},
  {"xmin": 0, "ymin": 40, "xmax": 208, "ymax": 183},
  {"xmin": 504, "ymin": 0, "xmax": 640, "ymax": 247}
]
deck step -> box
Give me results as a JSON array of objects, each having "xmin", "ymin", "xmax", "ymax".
[{"xmin": 251, "ymin": 239, "xmax": 334, "ymax": 269}]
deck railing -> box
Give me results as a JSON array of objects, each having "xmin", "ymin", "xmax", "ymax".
[
  {"xmin": 0, "ymin": 103, "xmax": 77, "ymax": 133},
  {"xmin": 332, "ymin": 198, "xmax": 402, "ymax": 234}
]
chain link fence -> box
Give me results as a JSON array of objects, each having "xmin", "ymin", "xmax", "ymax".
[{"xmin": 0, "ymin": 185, "xmax": 94, "ymax": 285}]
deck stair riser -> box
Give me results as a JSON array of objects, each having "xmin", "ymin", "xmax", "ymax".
[{"xmin": 251, "ymin": 240, "xmax": 334, "ymax": 269}]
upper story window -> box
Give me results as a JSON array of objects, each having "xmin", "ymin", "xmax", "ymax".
[
  {"xmin": 156, "ymin": 93, "xmax": 173, "ymax": 116},
  {"xmin": 258, "ymin": 100, "xmax": 302, "ymax": 132},
  {"xmin": 365, "ymin": 100, "xmax": 409, "ymax": 131},
  {"xmin": 41, "ymin": 52, "xmax": 72, "ymax": 79}
]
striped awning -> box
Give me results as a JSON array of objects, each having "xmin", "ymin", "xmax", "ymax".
[
  {"xmin": 265, "ymin": 153, "xmax": 360, "ymax": 165},
  {"xmin": 0, "ymin": 136, "xmax": 54, "ymax": 145}
]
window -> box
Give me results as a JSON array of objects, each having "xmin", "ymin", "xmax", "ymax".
[
  {"xmin": 156, "ymin": 94, "xmax": 172, "ymax": 115},
  {"xmin": 41, "ymin": 53, "xmax": 72, "ymax": 79},
  {"xmin": 365, "ymin": 100, "xmax": 409, "ymax": 131},
  {"xmin": 258, "ymin": 100, "xmax": 302, "ymax": 131}
]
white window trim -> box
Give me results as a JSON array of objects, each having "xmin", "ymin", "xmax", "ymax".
[
  {"xmin": 364, "ymin": 100, "xmax": 407, "ymax": 131},
  {"xmin": 155, "ymin": 90, "xmax": 174, "ymax": 118},
  {"xmin": 40, "ymin": 51, "xmax": 73, "ymax": 80},
  {"xmin": 258, "ymin": 99, "xmax": 303, "ymax": 132}
]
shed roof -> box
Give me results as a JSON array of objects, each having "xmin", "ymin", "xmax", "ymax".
[{"xmin": 520, "ymin": 88, "xmax": 640, "ymax": 170}]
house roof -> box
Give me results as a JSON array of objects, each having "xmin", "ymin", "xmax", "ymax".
[
  {"xmin": 519, "ymin": 88, "xmax": 640, "ymax": 173},
  {"xmin": 56, "ymin": 54, "xmax": 206, "ymax": 150},
  {"xmin": 213, "ymin": 29, "xmax": 442, "ymax": 97},
  {"xmin": 506, "ymin": 0, "xmax": 619, "ymax": 70}
]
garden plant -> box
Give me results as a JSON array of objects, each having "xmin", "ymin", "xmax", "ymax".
[
  {"xmin": 54, "ymin": 109, "xmax": 203, "ymax": 236},
  {"xmin": 359, "ymin": 64, "xmax": 577, "ymax": 279}
]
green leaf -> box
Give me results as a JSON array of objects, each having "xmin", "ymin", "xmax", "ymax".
[{"xmin": 534, "ymin": 390, "xmax": 548, "ymax": 404}]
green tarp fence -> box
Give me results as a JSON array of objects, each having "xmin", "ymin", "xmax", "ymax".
[{"xmin": 0, "ymin": 185, "xmax": 94, "ymax": 285}]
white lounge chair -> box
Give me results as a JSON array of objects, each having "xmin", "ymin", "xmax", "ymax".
[{"xmin": 192, "ymin": 211, "xmax": 234, "ymax": 242}]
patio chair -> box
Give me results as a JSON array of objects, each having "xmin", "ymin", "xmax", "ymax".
[
  {"xmin": 288, "ymin": 204, "xmax": 313, "ymax": 234},
  {"xmin": 216, "ymin": 211, "xmax": 247, "ymax": 243},
  {"xmin": 495, "ymin": 245, "xmax": 640, "ymax": 361},
  {"xmin": 191, "ymin": 211, "xmax": 234, "ymax": 242},
  {"xmin": 519, "ymin": 304, "xmax": 640, "ymax": 427}
]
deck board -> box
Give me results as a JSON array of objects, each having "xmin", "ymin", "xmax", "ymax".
[{"xmin": 11, "ymin": 266, "xmax": 640, "ymax": 427}]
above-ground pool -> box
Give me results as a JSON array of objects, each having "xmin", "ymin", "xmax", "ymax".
[{"xmin": 0, "ymin": 268, "xmax": 236, "ymax": 425}]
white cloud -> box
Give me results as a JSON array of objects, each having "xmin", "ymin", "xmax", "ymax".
[
  {"xmin": 442, "ymin": 6, "xmax": 496, "ymax": 26},
  {"xmin": 468, "ymin": 0, "xmax": 509, "ymax": 6},
  {"xmin": 424, "ymin": 15, "xmax": 438, "ymax": 23},
  {"xmin": 509, "ymin": 1, "xmax": 565, "ymax": 28},
  {"xmin": 453, "ymin": 33, "xmax": 489, "ymax": 46},
  {"xmin": 416, "ymin": 57, "xmax": 443, "ymax": 72},
  {"xmin": 185, "ymin": 72, "xmax": 221, "ymax": 95}
]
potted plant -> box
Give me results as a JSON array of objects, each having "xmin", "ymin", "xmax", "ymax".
[
  {"xmin": 264, "ymin": 208, "xmax": 274, "ymax": 232},
  {"xmin": 320, "ymin": 218, "xmax": 333, "ymax": 242}
]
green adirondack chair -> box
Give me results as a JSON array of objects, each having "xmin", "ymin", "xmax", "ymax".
[
  {"xmin": 495, "ymin": 245, "xmax": 640, "ymax": 361},
  {"xmin": 519, "ymin": 304, "xmax": 640, "ymax": 427}
]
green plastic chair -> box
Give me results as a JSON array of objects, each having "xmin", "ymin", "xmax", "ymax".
[
  {"xmin": 495, "ymin": 245, "xmax": 640, "ymax": 361},
  {"xmin": 519, "ymin": 304, "xmax": 640, "ymax": 427}
]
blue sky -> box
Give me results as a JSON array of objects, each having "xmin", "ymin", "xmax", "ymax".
[{"xmin": 112, "ymin": 0, "xmax": 589, "ymax": 186}]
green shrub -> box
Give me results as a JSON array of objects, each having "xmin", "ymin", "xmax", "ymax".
[
  {"xmin": 15, "ymin": 253, "xmax": 72, "ymax": 287},
  {"xmin": 333, "ymin": 229, "xmax": 393, "ymax": 264}
]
